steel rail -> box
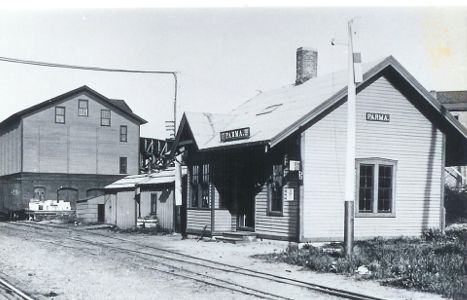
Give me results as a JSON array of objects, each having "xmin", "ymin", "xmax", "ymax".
[
  {"xmin": 0, "ymin": 274, "xmax": 35, "ymax": 300},
  {"xmin": 6, "ymin": 222, "xmax": 387, "ymax": 300}
]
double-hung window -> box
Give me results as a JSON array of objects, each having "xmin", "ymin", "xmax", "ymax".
[
  {"xmin": 268, "ymin": 164, "xmax": 284, "ymax": 215},
  {"xmin": 119, "ymin": 157, "xmax": 127, "ymax": 174},
  {"xmin": 78, "ymin": 99, "xmax": 88, "ymax": 117},
  {"xmin": 120, "ymin": 125, "xmax": 128, "ymax": 142},
  {"xmin": 101, "ymin": 109, "xmax": 111, "ymax": 126},
  {"xmin": 356, "ymin": 159, "xmax": 396, "ymax": 217},
  {"xmin": 190, "ymin": 164, "xmax": 210, "ymax": 208},
  {"xmin": 55, "ymin": 106, "xmax": 65, "ymax": 124}
]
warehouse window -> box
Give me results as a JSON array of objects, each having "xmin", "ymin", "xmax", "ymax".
[
  {"xmin": 33, "ymin": 187, "xmax": 46, "ymax": 201},
  {"xmin": 78, "ymin": 99, "xmax": 88, "ymax": 117},
  {"xmin": 190, "ymin": 164, "xmax": 210, "ymax": 208},
  {"xmin": 101, "ymin": 109, "xmax": 111, "ymax": 126},
  {"xmin": 119, "ymin": 157, "xmax": 127, "ymax": 174},
  {"xmin": 356, "ymin": 159, "xmax": 396, "ymax": 217},
  {"xmin": 151, "ymin": 193, "xmax": 157, "ymax": 215},
  {"xmin": 55, "ymin": 106, "xmax": 65, "ymax": 124},
  {"xmin": 120, "ymin": 125, "xmax": 128, "ymax": 142},
  {"xmin": 268, "ymin": 164, "xmax": 283, "ymax": 215}
]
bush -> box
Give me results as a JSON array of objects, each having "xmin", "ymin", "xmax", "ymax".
[{"xmin": 254, "ymin": 228, "xmax": 467, "ymax": 298}]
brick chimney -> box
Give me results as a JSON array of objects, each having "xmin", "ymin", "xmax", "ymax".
[{"xmin": 295, "ymin": 47, "xmax": 318, "ymax": 85}]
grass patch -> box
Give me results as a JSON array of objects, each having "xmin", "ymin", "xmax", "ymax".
[{"xmin": 254, "ymin": 226, "xmax": 466, "ymax": 298}]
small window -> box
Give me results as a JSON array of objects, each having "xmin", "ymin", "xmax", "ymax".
[
  {"xmin": 119, "ymin": 157, "xmax": 127, "ymax": 174},
  {"xmin": 55, "ymin": 106, "xmax": 65, "ymax": 124},
  {"xmin": 356, "ymin": 159, "xmax": 396, "ymax": 217},
  {"xmin": 268, "ymin": 164, "xmax": 283, "ymax": 215},
  {"xmin": 201, "ymin": 164, "xmax": 210, "ymax": 208},
  {"xmin": 150, "ymin": 193, "xmax": 157, "ymax": 214},
  {"xmin": 78, "ymin": 99, "xmax": 88, "ymax": 117},
  {"xmin": 190, "ymin": 165, "xmax": 199, "ymax": 208},
  {"xmin": 101, "ymin": 109, "xmax": 111, "ymax": 126},
  {"xmin": 120, "ymin": 125, "xmax": 128, "ymax": 142},
  {"xmin": 33, "ymin": 187, "xmax": 46, "ymax": 201}
]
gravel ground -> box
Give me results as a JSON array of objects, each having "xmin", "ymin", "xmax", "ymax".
[{"xmin": 0, "ymin": 221, "xmax": 444, "ymax": 300}]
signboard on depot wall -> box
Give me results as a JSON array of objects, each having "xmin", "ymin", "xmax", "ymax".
[
  {"xmin": 220, "ymin": 127, "xmax": 250, "ymax": 142},
  {"xmin": 366, "ymin": 112, "xmax": 390, "ymax": 122}
]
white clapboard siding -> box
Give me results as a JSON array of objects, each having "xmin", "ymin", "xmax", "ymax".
[
  {"xmin": 0, "ymin": 120, "xmax": 22, "ymax": 176},
  {"xmin": 255, "ymin": 187, "xmax": 299, "ymax": 239},
  {"xmin": 302, "ymin": 76, "xmax": 443, "ymax": 241},
  {"xmin": 187, "ymin": 209, "xmax": 211, "ymax": 231},
  {"xmin": 105, "ymin": 193, "xmax": 117, "ymax": 225},
  {"xmin": 140, "ymin": 189, "xmax": 175, "ymax": 230}
]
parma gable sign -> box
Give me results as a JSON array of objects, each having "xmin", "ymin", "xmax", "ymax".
[
  {"xmin": 366, "ymin": 112, "xmax": 390, "ymax": 122},
  {"xmin": 220, "ymin": 127, "xmax": 250, "ymax": 142}
]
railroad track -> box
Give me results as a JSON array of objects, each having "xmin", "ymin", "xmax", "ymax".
[
  {"xmin": 3, "ymin": 222, "xmax": 386, "ymax": 300},
  {"xmin": 0, "ymin": 274, "xmax": 35, "ymax": 300}
]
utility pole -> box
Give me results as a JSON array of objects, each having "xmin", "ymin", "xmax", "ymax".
[
  {"xmin": 344, "ymin": 19, "xmax": 362, "ymax": 257},
  {"xmin": 173, "ymin": 73, "xmax": 184, "ymax": 233}
]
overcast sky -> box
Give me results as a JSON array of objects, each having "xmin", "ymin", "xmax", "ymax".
[{"xmin": 0, "ymin": 7, "xmax": 465, "ymax": 139}]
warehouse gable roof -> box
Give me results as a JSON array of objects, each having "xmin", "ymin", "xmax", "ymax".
[
  {"xmin": 175, "ymin": 56, "xmax": 467, "ymax": 153},
  {"xmin": 0, "ymin": 85, "xmax": 147, "ymax": 127}
]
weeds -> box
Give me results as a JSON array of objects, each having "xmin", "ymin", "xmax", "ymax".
[
  {"xmin": 254, "ymin": 226, "xmax": 467, "ymax": 298},
  {"xmin": 110, "ymin": 225, "xmax": 174, "ymax": 235}
]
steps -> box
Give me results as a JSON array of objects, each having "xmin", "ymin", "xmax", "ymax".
[{"xmin": 215, "ymin": 231, "xmax": 257, "ymax": 244}]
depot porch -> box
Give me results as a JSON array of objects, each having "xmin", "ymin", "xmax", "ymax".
[{"xmin": 184, "ymin": 137, "xmax": 301, "ymax": 241}]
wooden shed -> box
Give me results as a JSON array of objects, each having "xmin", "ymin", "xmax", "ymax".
[
  {"xmin": 104, "ymin": 168, "xmax": 185, "ymax": 230},
  {"xmin": 76, "ymin": 194, "xmax": 106, "ymax": 224},
  {"xmin": 173, "ymin": 51, "xmax": 467, "ymax": 242}
]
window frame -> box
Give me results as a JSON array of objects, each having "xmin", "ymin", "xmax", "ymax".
[
  {"xmin": 119, "ymin": 157, "xmax": 127, "ymax": 174},
  {"xmin": 120, "ymin": 125, "xmax": 128, "ymax": 142},
  {"xmin": 267, "ymin": 164, "xmax": 284, "ymax": 216},
  {"xmin": 150, "ymin": 193, "xmax": 157, "ymax": 215},
  {"xmin": 189, "ymin": 164, "xmax": 210, "ymax": 209},
  {"xmin": 101, "ymin": 109, "xmax": 111, "ymax": 126},
  {"xmin": 78, "ymin": 99, "xmax": 89, "ymax": 117},
  {"xmin": 356, "ymin": 158, "xmax": 397, "ymax": 218},
  {"xmin": 55, "ymin": 106, "xmax": 66, "ymax": 124}
]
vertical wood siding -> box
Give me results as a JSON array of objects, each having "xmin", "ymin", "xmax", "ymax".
[
  {"xmin": 115, "ymin": 191, "xmax": 136, "ymax": 229},
  {"xmin": 140, "ymin": 188, "xmax": 175, "ymax": 230},
  {"xmin": 0, "ymin": 120, "xmax": 22, "ymax": 176},
  {"xmin": 104, "ymin": 193, "xmax": 117, "ymax": 225},
  {"xmin": 21, "ymin": 92, "xmax": 139, "ymax": 175},
  {"xmin": 302, "ymin": 76, "xmax": 443, "ymax": 240},
  {"xmin": 187, "ymin": 209, "xmax": 211, "ymax": 231}
]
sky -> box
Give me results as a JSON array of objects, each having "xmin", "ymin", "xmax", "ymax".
[{"xmin": 0, "ymin": 7, "xmax": 466, "ymax": 139}]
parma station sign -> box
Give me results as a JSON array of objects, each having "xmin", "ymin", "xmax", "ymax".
[
  {"xmin": 220, "ymin": 127, "xmax": 250, "ymax": 142},
  {"xmin": 366, "ymin": 112, "xmax": 390, "ymax": 122}
]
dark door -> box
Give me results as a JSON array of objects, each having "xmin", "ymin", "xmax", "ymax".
[
  {"xmin": 97, "ymin": 204, "xmax": 105, "ymax": 223},
  {"xmin": 233, "ymin": 154, "xmax": 255, "ymax": 231}
]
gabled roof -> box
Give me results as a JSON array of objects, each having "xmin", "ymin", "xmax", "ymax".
[
  {"xmin": 434, "ymin": 91, "xmax": 467, "ymax": 111},
  {"xmin": 0, "ymin": 85, "xmax": 147, "ymax": 127},
  {"xmin": 175, "ymin": 56, "xmax": 467, "ymax": 154}
]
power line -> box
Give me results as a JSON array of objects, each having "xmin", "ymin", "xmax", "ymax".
[
  {"xmin": 0, "ymin": 56, "xmax": 177, "ymax": 75},
  {"xmin": 0, "ymin": 55, "xmax": 179, "ymax": 135}
]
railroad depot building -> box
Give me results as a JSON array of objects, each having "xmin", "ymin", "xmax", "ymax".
[
  {"xmin": 0, "ymin": 86, "xmax": 146, "ymax": 212},
  {"xmin": 173, "ymin": 49, "xmax": 467, "ymax": 242}
]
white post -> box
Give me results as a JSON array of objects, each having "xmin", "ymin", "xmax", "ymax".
[{"xmin": 344, "ymin": 19, "xmax": 356, "ymax": 257}]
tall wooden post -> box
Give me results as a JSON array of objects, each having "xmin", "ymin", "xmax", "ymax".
[{"xmin": 344, "ymin": 19, "xmax": 357, "ymax": 257}]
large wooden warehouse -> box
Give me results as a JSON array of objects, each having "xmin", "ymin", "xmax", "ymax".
[
  {"xmin": 0, "ymin": 86, "xmax": 147, "ymax": 212},
  {"xmin": 173, "ymin": 49, "xmax": 467, "ymax": 242}
]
